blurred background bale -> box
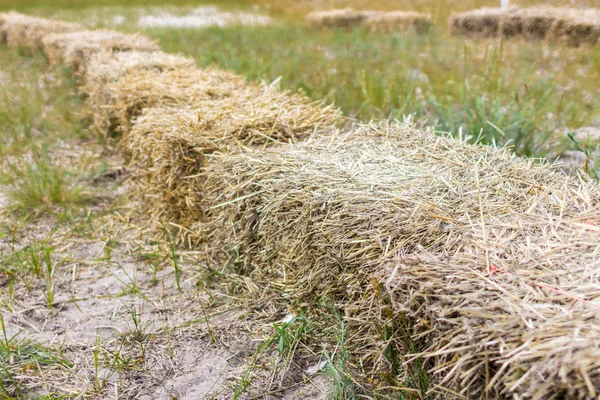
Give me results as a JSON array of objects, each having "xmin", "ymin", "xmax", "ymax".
[
  {"xmin": 89, "ymin": 67, "xmax": 245, "ymax": 136},
  {"xmin": 450, "ymin": 6, "xmax": 600, "ymax": 46},
  {"xmin": 0, "ymin": 11, "xmax": 82, "ymax": 50},
  {"xmin": 307, "ymin": 8, "xmax": 433, "ymax": 33},
  {"xmin": 364, "ymin": 11, "xmax": 433, "ymax": 33},
  {"xmin": 306, "ymin": 8, "xmax": 373, "ymax": 28},
  {"xmin": 42, "ymin": 29, "xmax": 160, "ymax": 72}
]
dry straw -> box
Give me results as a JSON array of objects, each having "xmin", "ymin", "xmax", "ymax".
[
  {"xmin": 307, "ymin": 8, "xmax": 432, "ymax": 33},
  {"xmin": 125, "ymin": 83, "xmax": 341, "ymax": 234},
  {"xmin": 82, "ymin": 50, "xmax": 196, "ymax": 133},
  {"xmin": 364, "ymin": 11, "xmax": 432, "ymax": 33},
  {"xmin": 450, "ymin": 6, "xmax": 600, "ymax": 46},
  {"xmin": 93, "ymin": 67, "xmax": 246, "ymax": 135},
  {"xmin": 306, "ymin": 8, "xmax": 373, "ymax": 28},
  {"xmin": 196, "ymin": 120, "xmax": 600, "ymax": 398},
  {"xmin": 0, "ymin": 11, "xmax": 82, "ymax": 50},
  {"xmin": 42, "ymin": 29, "xmax": 160, "ymax": 72}
]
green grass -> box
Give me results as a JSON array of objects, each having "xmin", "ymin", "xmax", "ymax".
[
  {"xmin": 150, "ymin": 23, "xmax": 598, "ymax": 159},
  {"xmin": 5, "ymin": 150, "xmax": 92, "ymax": 217},
  {"xmin": 0, "ymin": 48, "xmax": 96, "ymax": 219},
  {"xmin": 0, "ymin": 313, "xmax": 75, "ymax": 399}
]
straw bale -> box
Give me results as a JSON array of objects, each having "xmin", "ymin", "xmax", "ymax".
[
  {"xmin": 125, "ymin": 84, "xmax": 341, "ymax": 229},
  {"xmin": 450, "ymin": 6, "xmax": 600, "ymax": 46},
  {"xmin": 0, "ymin": 12, "xmax": 83, "ymax": 50},
  {"xmin": 364, "ymin": 11, "xmax": 433, "ymax": 33},
  {"xmin": 82, "ymin": 50, "xmax": 196, "ymax": 131},
  {"xmin": 449, "ymin": 7, "xmax": 506, "ymax": 38},
  {"xmin": 93, "ymin": 67, "xmax": 246, "ymax": 136},
  {"xmin": 305, "ymin": 8, "xmax": 375, "ymax": 28},
  {"xmin": 42, "ymin": 29, "xmax": 159, "ymax": 72},
  {"xmin": 83, "ymin": 50, "xmax": 195, "ymax": 94},
  {"xmin": 196, "ymin": 120, "xmax": 600, "ymax": 398}
]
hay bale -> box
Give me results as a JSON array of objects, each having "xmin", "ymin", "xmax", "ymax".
[
  {"xmin": 93, "ymin": 67, "xmax": 246, "ymax": 136},
  {"xmin": 197, "ymin": 121, "xmax": 600, "ymax": 398},
  {"xmin": 450, "ymin": 6, "xmax": 600, "ymax": 46},
  {"xmin": 364, "ymin": 11, "xmax": 433, "ymax": 33},
  {"xmin": 83, "ymin": 50, "xmax": 196, "ymax": 94},
  {"xmin": 306, "ymin": 8, "xmax": 375, "ymax": 28},
  {"xmin": 449, "ymin": 7, "xmax": 507, "ymax": 38},
  {"xmin": 42, "ymin": 29, "xmax": 160, "ymax": 72},
  {"xmin": 0, "ymin": 12, "xmax": 83, "ymax": 50},
  {"xmin": 125, "ymin": 84, "xmax": 341, "ymax": 229},
  {"xmin": 543, "ymin": 7, "xmax": 600, "ymax": 47},
  {"xmin": 82, "ymin": 50, "xmax": 196, "ymax": 131}
]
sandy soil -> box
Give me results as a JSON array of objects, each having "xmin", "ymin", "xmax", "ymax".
[{"xmin": 0, "ymin": 148, "xmax": 330, "ymax": 399}]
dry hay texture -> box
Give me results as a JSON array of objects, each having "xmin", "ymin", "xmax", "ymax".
[
  {"xmin": 0, "ymin": 11, "xmax": 82, "ymax": 50},
  {"xmin": 306, "ymin": 8, "xmax": 372, "ymax": 28},
  {"xmin": 93, "ymin": 67, "xmax": 246, "ymax": 136},
  {"xmin": 42, "ymin": 29, "xmax": 160, "ymax": 72},
  {"xmin": 196, "ymin": 121, "xmax": 600, "ymax": 399},
  {"xmin": 82, "ymin": 50, "xmax": 197, "ymax": 134},
  {"xmin": 364, "ymin": 11, "xmax": 432, "ymax": 33},
  {"xmin": 125, "ymin": 85, "xmax": 341, "ymax": 236},
  {"xmin": 306, "ymin": 8, "xmax": 431, "ymax": 32},
  {"xmin": 450, "ymin": 6, "xmax": 600, "ymax": 46}
]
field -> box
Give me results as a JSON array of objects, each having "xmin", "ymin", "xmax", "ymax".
[{"xmin": 0, "ymin": 0, "xmax": 599, "ymax": 399}]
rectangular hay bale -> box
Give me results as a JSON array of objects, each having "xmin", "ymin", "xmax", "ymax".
[
  {"xmin": 196, "ymin": 121, "xmax": 600, "ymax": 398},
  {"xmin": 0, "ymin": 11, "xmax": 83, "ymax": 50},
  {"xmin": 42, "ymin": 29, "xmax": 160, "ymax": 72},
  {"xmin": 82, "ymin": 50, "xmax": 197, "ymax": 130},
  {"xmin": 124, "ymin": 83, "xmax": 341, "ymax": 230},
  {"xmin": 450, "ymin": 6, "xmax": 600, "ymax": 46},
  {"xmin": 305, "ymin": 8, "xmax": 374, "ymax": 28},
  {"xmin": 364, "ymin": 11, "xmax": 432, "ymax": 33},
  {"xmin": 93, "ymin": 67, "xmax": 246, "ymax": 136}
]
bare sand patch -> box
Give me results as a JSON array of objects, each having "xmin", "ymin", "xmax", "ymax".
[{"xmin": 138, "ymin": 6, "xmax": 272, "ymax": 29}]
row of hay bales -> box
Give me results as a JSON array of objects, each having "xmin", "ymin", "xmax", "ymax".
[
  {"xmin": 307, "ymin": 6, "xmax": 600, "ymax": 46},
  {"xmin": 2, "ymin": 11, "xmax": 600, "ymax": 399},
  {"xmin": 0, "ymin": 12, "xmax": 340, "ymax": 232}
]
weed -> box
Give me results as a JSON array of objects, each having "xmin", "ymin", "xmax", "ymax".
[
  {"xmin": 322, "ymin": 305, "xmax": 359, "ymax": 400},
  {"xmin": 0, "ymin": 313, "xmax": 74, "ymax": 399},
  {"xmin": 127, "ymin": 305, "xmax": 150, "ymax": 363},
  {"xmin": 6, "ymin": 150, "xmax": 92, "ymax": 218},
  {"xmin": 233, "ymin": 311, "xmax": 310, "ymax": 399},
  {"xmin": 43, "ymin": 246, "xmax": 55, "ymax": 309},
  {"xmin": 567, "ymin": 132, "xmax": 600, "ymax": 179}
]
